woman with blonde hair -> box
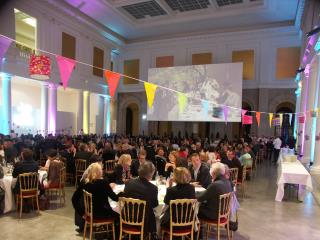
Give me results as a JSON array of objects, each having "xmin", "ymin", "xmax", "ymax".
[
  {"xmin": 108, "ymin": 154, "xmax": 132, "ymax": 184},
  {"xmin": 160, "ymin": 167, "xmax": 196, "ymax": 228}
]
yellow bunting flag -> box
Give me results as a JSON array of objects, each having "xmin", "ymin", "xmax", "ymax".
[
  {"xmin": 144, "ymin": 82, "xmax": 158, "ymax": 108},
  {"xmin": 178, "ymin": 92, "xmax": 187, "ymax": 113},
  {"xmin": 279, "ymin": 113, "xmax": 283, "ymax": 128},
  {"xmin": 269, "ymin": 113, "xmax": 273, "ymax": 128}
]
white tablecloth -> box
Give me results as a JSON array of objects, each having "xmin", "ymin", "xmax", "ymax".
[
  {"xmin": 0, "ymin": 170, "xmax": 47, "ymax": 213},
  {"xmin": 275, "ymin": 159, "xmax": 313, "ymax": 202}
]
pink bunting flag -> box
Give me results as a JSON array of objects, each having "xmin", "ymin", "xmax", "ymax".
[
  {"xmin": 105, "ymin": 70, "xmax": 121, "ymax": 97},
  {"xmin": 56, "ymin": 55, "xmax": 76, "ymax": 89},
  {"xmin": 243, "ymin": 115, "xmax": 253, "ymax": 125},
  {"xmin": 223, "ymin": 106, "xmax": 229, "ymax": 124},
  {"xmin": 241, "ymin": 109, "xmax": 248, "ymax": 125},
  {"xmin": 0, "ymin": 36, "xmax": 12, "ymax": 60}
]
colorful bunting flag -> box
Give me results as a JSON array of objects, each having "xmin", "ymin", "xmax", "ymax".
[
  {"xmin": 279, "ymin": 113, "xmax": 283, "ymax": 128},
  {"xmin": 178, "ymin": 92, "xmax": 187, "ymax": 113},
  {"xmin": 222, "ymin": 105, "xmax": 229, "ymax": 124},
  {"xmin": 243, "ymin": 115, "xmax": 253, "ymax": 125},
  {"xmin": 256, "ymin": 112, "xmax": 261, "ymax": 127},
  {"xmin": 310, "ymin": 110, "xmax": 317, "ymax": 118},
  {"xmin": 144, "ymin": 82, "xmax": 158, "ymax": 108},
  {"xmin": 241, "ymin": 109, "xmax": 247, "ymax": 125},
  {"xmin": 269, "ymin": 113, "xmax": 273, "ymax": 128},
  {"xmin": 56, "ymin": 55, "xmax": 76, "ymax": 89},
  {"xmin": 0, "ymin": 36, "xmax": 12, "ymax": 61},
  {"xmin": 299, "ymin": 114, "xmax": 305, "ymax": 123},
  {"xmin": 201, "ymin": 100, "xmax": 209, "ymax": 116},
  {"xmin": 105, "ymin": 70, "xmax": 121, "ymax": 97},
  {"xmin": 288, "ymin": 113, "xmax": 292, "ymax": 126}
]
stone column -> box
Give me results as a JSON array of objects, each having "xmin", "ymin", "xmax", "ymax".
[
  {"xmin": 1, "ymin": 73, "xmax": 12, "ymax": 135},
  {"xmin": 302, "ymin": 63, "xmax": 317, "ymax": 164},
  {"xmin": 77, "ymin": 90, "xmax": 83, "ymax": 134},
  {"xmin": 103, "ymin": 96, "xmax": 111, "ymax": 135},
  {"xmin": 83, "ymin": 91, "xmax": 90, "ymax": 134},
  {"xmin": 47, "ymin": 83, "xmax": 57, "ymax": 135},
  {"xmin": 40, "ymin": 83, "xmax": 48, "ymax": 135}
]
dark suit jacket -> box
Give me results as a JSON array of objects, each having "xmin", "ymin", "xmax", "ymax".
[
  {"xmin": 197, "ymin": 175, "xmax": 233, "ymax": 220},
  {"xmin": 12, "ymin": 159, "xmax": 39, "ymax": 193},
  {"xmin": 188, "ymin": 163, "xmax": 211, "ymax": 189},
  {"xmin": 130, "ymin": 159, "xmax": 141, "ymax": 177},
  {"xmin": 221, "ymin": 157, "xmax": 243, "ymax": 181},
  {"xmin": 108, "ymin": 164, "xmax": 130, "ymax": 185},
  {"xmin": 124, "ymin": 177, "xmax": 158, "ymax": 234},
  {"xmin": 161, "ymin": 184, "xmax": 196, "ymax": 227},
  {"xmin": 74, "ymin": 151, "xmax": 93, "ymax": 164}
]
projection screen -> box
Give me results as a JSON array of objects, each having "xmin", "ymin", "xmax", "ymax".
[{"xmin": 147, "ymin": 63, "xmax": 243, "ymax": 122}]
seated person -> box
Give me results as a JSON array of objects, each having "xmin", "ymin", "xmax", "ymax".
[
  {"xmin": 74, "ymin": 143, "xmax": 93, "ymax": 165},
  {"xmin": 80, "ymin": 154, "xmax": 103, "ymax": 183},
  {"xmin": 12, "ymin": 149, "xmax": 39, "ymax": 194},
  {"xmin": 130, "ymin": 149, "xmax": 147, "ymax": 177},
  {"xmin": 197, "ymin": 162, "xmax": 233, "ymax": 221},
  {"xmin": 164, "ymin": 151, "xmax": 178, "ymax": 178},
  {"xmin": 221, "ymin": 149, "xmax": 243, "ymax": 182},
  {"xmin": 42, "ymin": 149, "xmax": 59, "ymax": 171},
  {"xmin": 188, "ymin": 153, "xmax": 211, "ymax": 189},
  {"xmin": 43, "ymin": 152, "xmax": 64, "ymax": 189},
  {"xmin": 60, "ymin": 143, "xmax": 76, "ymax": 175},
  {"xmin": 155, "ymin": 147, "xmax": 167, "ymax": 176},
  {"xmin": 160, "ymin": 167, "xmax": 196, "ymax": 228},
  {"xmin": 108, "ymin": 154, "xmax": 132, "ymax": 184},
  {"xmin": 240, "ymin": 146, "xmax": 253, "ymax": 168},
  {"xmin": 124, "ymin": 162, "xmax": 158, "ymax": 238}
]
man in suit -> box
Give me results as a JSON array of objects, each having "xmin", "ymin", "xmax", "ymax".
[
  {"xmin": 74, "ymin": 143, "xmax": 92, "ymax": 164},
  {"xmin": 12, "ymin": 149, "xmax": 39, "ymax": 194},
  {"xmin": 197, "ymin": 162, "xmax": 232, "ymax": 221},
  {"xmin": 124, "ymin": 161, "xmax": 158, "ymax": 238},
  {"xmin": 130, "ymin": 149, "xmax": 147, "ymax": 177},
  {"xmin": 188, "ymin": 153, "xmax": 211, "ymax": 189}
]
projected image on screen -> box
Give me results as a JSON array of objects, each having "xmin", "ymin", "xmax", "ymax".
[{"xmin": 147, "ymin": 63, "xmax": 243, "ymax": 122}]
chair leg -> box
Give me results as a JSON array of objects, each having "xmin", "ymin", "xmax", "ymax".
[
  {"xmin": 217, "ymin": 224, "xmax": 220, "ymax": 240},
  {"xmin": 36, "ymin": 195, "xmax": 40, "ymax": 214},
  {"xmin": 197, "ymin": 223, "xmax": 200, "ymax": 240},
  {"xmin": 112, "ymin": 223, "xmax": 115, "ymax": 240},
  {"xmin": 83, "ymin": 222, "xmax": 87, "ymax": 240},
  {"xmin": 226, "ymin": 222, "xmax": 231, "ymax": 240},
  {"xmin": 20, "ymin": 197, "xmax": 23, "ymax": 218},
  {"xmin": 89, "ymin": 224, "xmax": 93, "ymax": 240},
  {"xmin": 205, "ymin": 224, "xmax": 209, "ymax": 240}
]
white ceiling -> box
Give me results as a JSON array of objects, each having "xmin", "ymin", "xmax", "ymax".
[{"xmin": 58, "ymin": 0, "xmax": 300, "ymax": 42}]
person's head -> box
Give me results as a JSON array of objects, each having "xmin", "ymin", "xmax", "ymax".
[
  {"xmin": 226, "ymin": 149, "xmax": 234, "ymax": 160},
  {"xmin": 138, "ymin": 161, "xmax": 155, "ymax": 181},
  {"xmin": 173, "ymin": 167, "xmax": 191, "ymax": 184},
  {"xmin": 22, "ymin": 149, "xmax": 33, "ymax": 161},
  {"xmin": 118, "ymin": 154, "xmax": 132, "ymax": 168},
  {"xmin": 168, "ymin": 151, "xmax": 178, "ymax": 164},
  {"xmin": 157, "ymin": 147, "xmax": 164, "ymax": 156},
  {"xmin": 79, "ymin": 143, "xmax": 88, "ymax": 152},
  {"xmin": 89, "ymin": 154, "xmax": 103, "ymax": 166},
  {"xmin": 47, "ymin": 149, "xmax": 57, "ymax": 160},
  {"xmin": 210, "ymin": 162, "xmax": 225, "ymax": 180},
  {"xmin": 195, "ymin": 142, "xmax": 201, "ymax": 149},
  {"xmin": 199, "ymin": 152, "xmax": 207, "ymax": 162},
  {"xmin": 190, "ymin": 153, "xmax": 201, "ymax": 169},
  {"xmin": 138, "ymin": 149, "xmax": 146, "ymax": 163},
  {"xmin": 85, "ymin": 163, "xmax": 103, "ymax": 183},
  {"xmin": 89, "ymin": 142, "xmax": 96, "ymax": 151}
]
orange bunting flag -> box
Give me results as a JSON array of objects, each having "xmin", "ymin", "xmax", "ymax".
[
  {"xmin": 269, "ymin": 113, "xmax": 273, "ymax": 128},
  {"xmin": 144, "ymin": 82, "xmax": 158, "ymax": 108},
  {"xmin": 256, "ymin": 112, "xmax": 261, "ymax": 127},
  {"xmin": 279, "ymin": 113, "xmax": 283, "ymax": 128},
  {"xmin": 105, "ymin": 70, "xmax": 121, "ymax": 97}
]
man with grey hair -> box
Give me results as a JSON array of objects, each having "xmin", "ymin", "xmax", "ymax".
[
  {"xmin": 124, "ymin": 161, "xmax": 158, "ymax": 239},
  {"xmin": 197, "ymin": 162, "xmax": 232, "ymax": 221}
]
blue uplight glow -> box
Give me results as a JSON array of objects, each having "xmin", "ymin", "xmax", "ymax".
[
  {"xmin": 295, "ymin": 73, "xmax": 301, "ymax": 82},
  {"xmin": 314, "ymin": 36, "xmax": 320, "ymax": 52},
  {"xmin": 1, "ymin": 72, "xmax": 11, "ymax": 135},
  {"xmin": 105, "ymin": 97, "xmax": 111, "ymax": 135}
]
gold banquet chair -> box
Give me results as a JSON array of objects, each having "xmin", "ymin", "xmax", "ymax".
[
  {"xmin": 229, "ymin": 168, "xmax": 238, "ymax": 189},
  {"xmin": 83, "ymin": 190, "xmax": 115, "ymax": 240},
  {"xmin": 198, "ymin": 192, "xmax": 233, "ymax": 240},
  {"xmin": 119, "ymin": 197, "xmax": 147, "ymax": 240},
  {"xmin": 16, "ymin": 172, "xmax": 40, "ymax": 218},
  {"xmin": 237, "ymin": 166, "xmax": 247, "ymax": 199},
  {"xmin": 75, "ymin": 159, "xmax": 87, "ymax": 187},
  {"xmin": 47, "ymin": 166, "xmax": 66, "ymax": 207},
  {"xmin": 161, "ymin": 199, "xmax": 197, "ymax": 240},
  {"xmin": 105, "ymin": 160, "xmax": 118, "ymax": 174}
]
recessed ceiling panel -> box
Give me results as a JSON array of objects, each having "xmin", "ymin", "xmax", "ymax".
[
  {"xmin": 216, "ymin": 0, "xmax": 243, "ymax": 7},
  {"xmin": 122, "ymin": 1, "xmax": 167, "ymax": 19},
  {"xmin": 165, "ymin": 0, "xmax": 211, "ymax": 12}
]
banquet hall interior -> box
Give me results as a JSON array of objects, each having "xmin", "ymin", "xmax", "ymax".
[{"xmin": 0, "ymin": 0, "xmax": 320, "ymax": 239}]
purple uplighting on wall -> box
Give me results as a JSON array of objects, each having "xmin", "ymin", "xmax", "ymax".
[{"xmin": 302, "ymin": 35, "xmax": 317, "ymax": 66}]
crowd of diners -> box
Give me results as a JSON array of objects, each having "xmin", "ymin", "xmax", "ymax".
[{"xmin": 0, "ymin": 132, "xmax": 294, "ymax": 238}]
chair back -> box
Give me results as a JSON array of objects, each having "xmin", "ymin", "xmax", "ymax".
[
  {"xmin": 229, "ymin": 168, "xmax": 238, "ymax": 186},
  {"xmin": 83, "ymin": 190, "xmax": 93, "ymax": 225},
  {"xmin": 105, "ymin": 160, "xmax": 117, "ymax": 174},
  {"xmin": 119, "ymin": 197, "xmax": 146, "ymax": 233},
  {"xmin": 59, "ymin": 167, "xmax": 66, "ymax": 188},
  {"xmin": 19, "ymin": 172, "xmax": 39, "ymax": 195},
  {"xmin": 241, "ymin": 165, "xmax": 247, "ymax": 183},
  {"xmin": 75, "ymin": 159, "xmax": 87, "ymax": 174},
  {"xmin": 218, "ymin": 192, "xmax": 232, "ymax": 224},
  {"xmin": 169, "ymin": 199, "xmax": 197, "ymax": 232}
]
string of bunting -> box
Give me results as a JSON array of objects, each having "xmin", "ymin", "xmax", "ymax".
[{"xmin": 0, "ymin": 33, "xmax": 319, "ymax": 127}]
